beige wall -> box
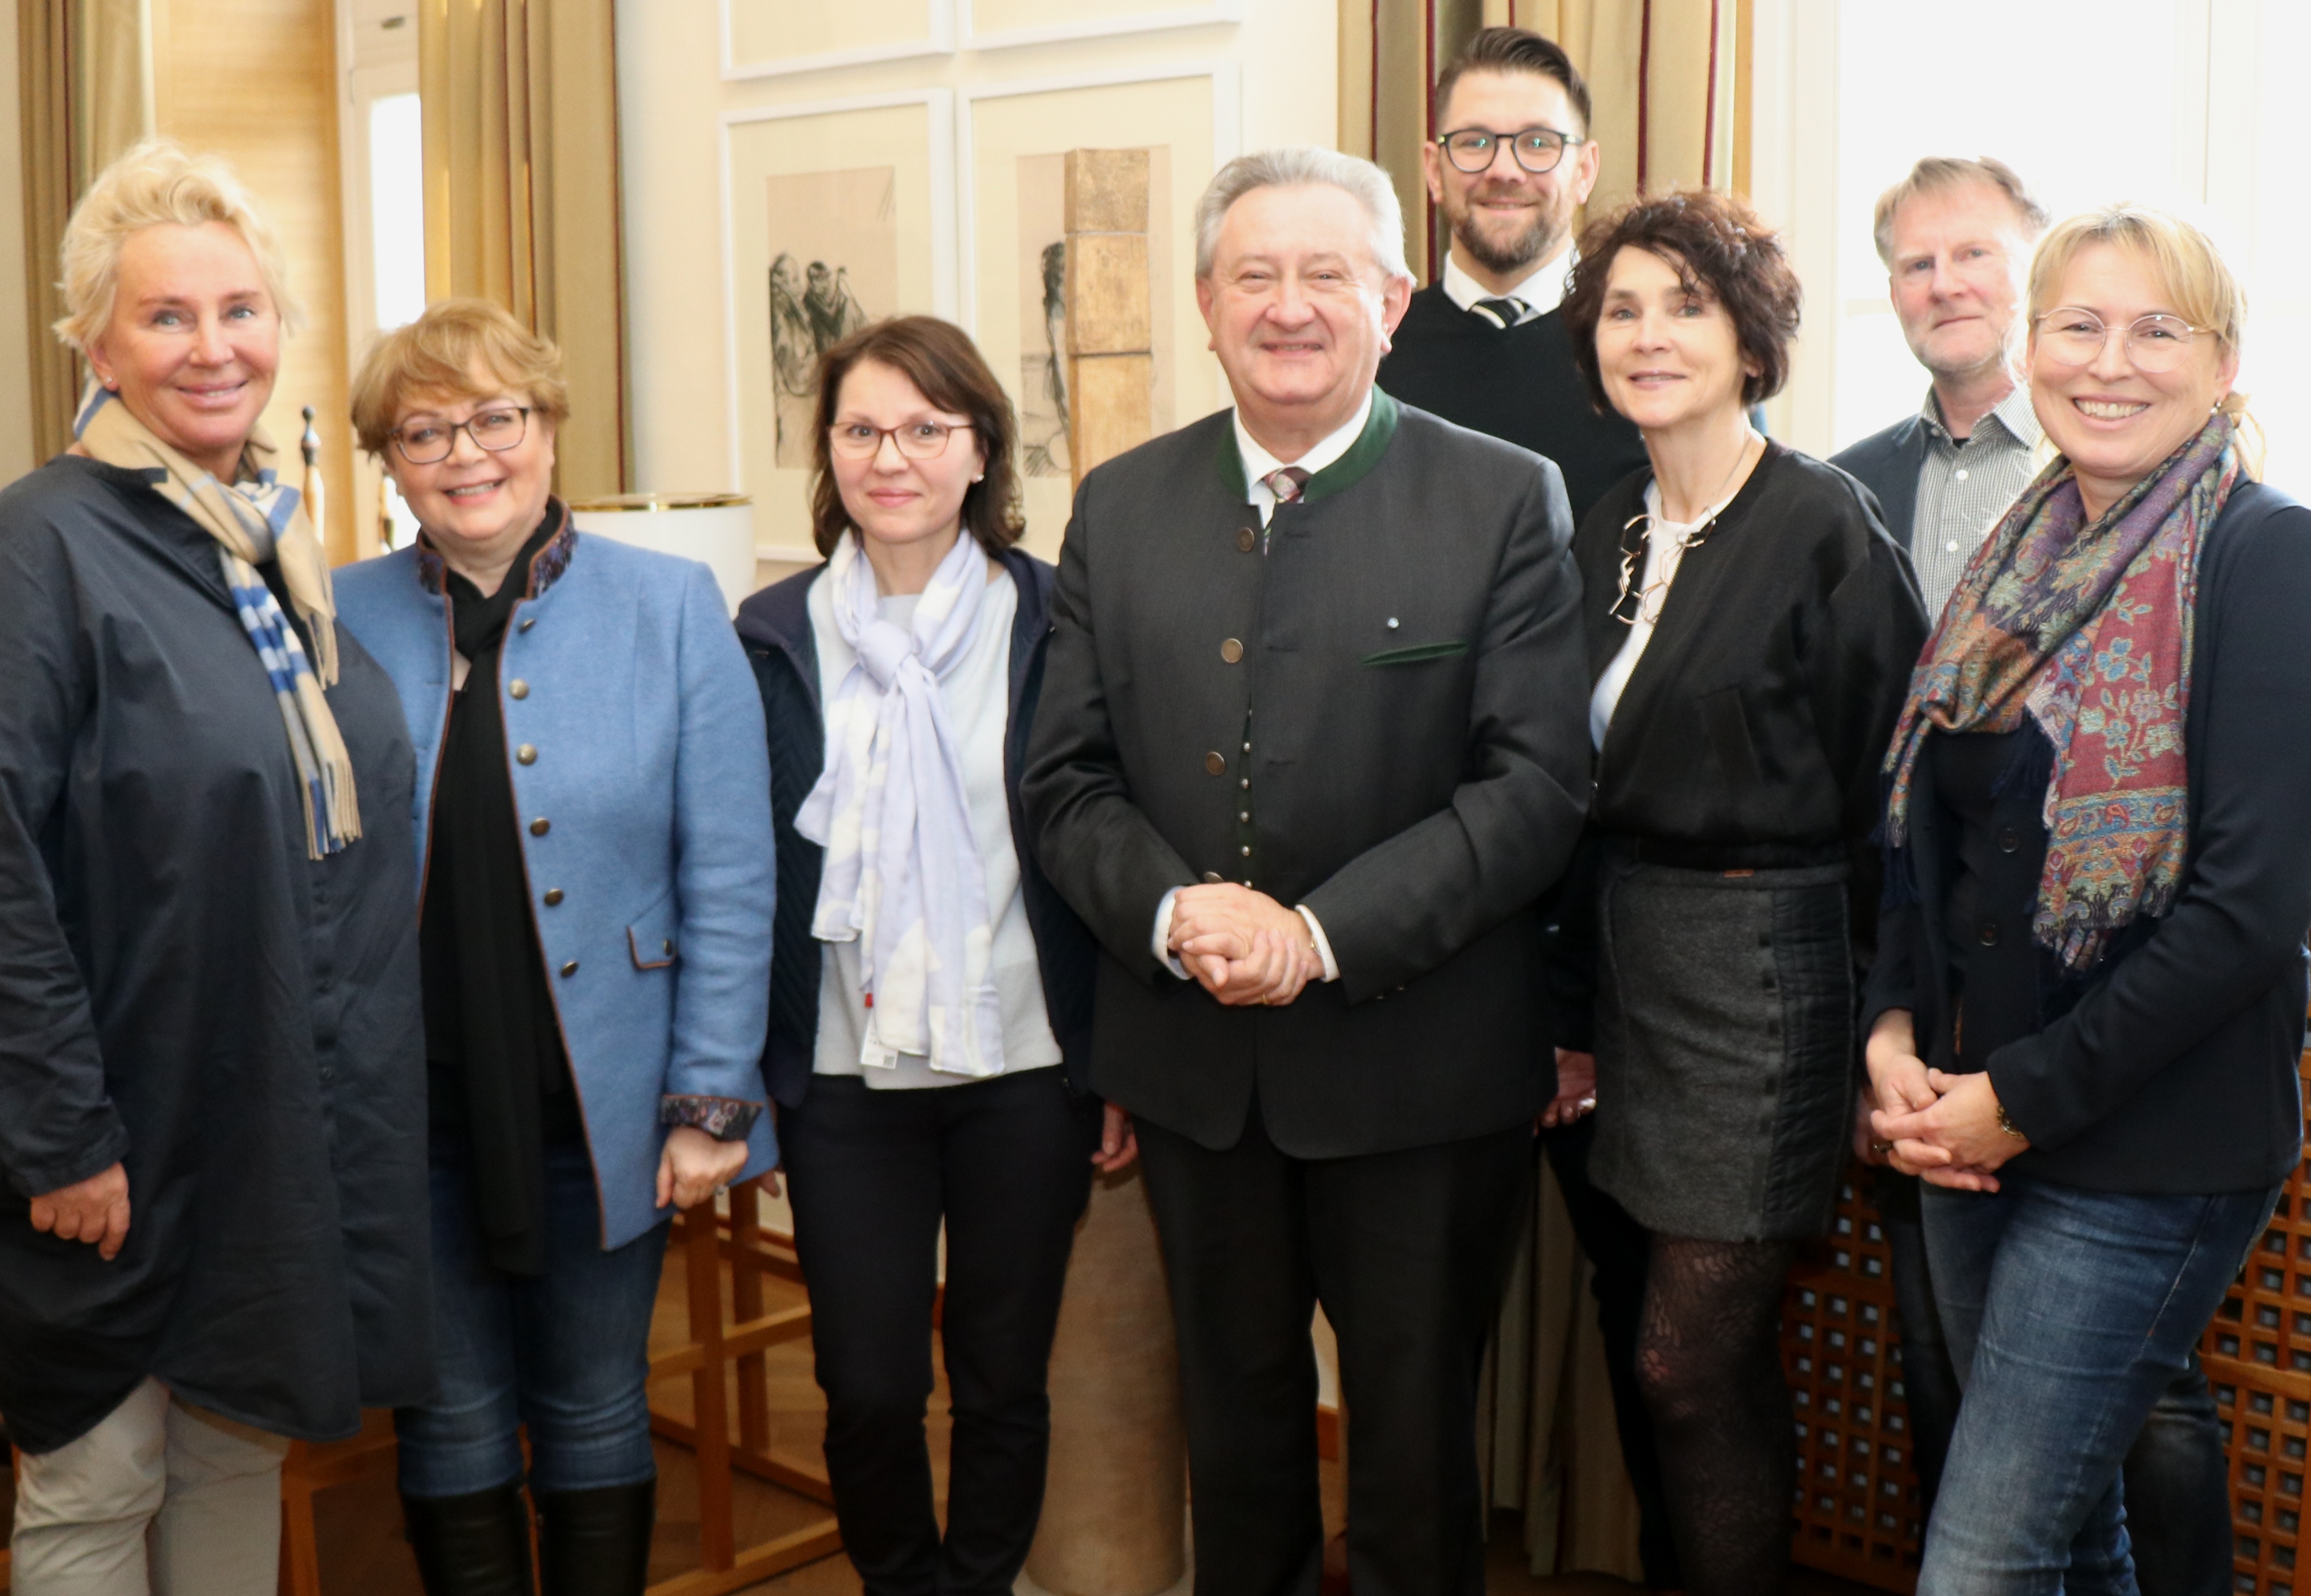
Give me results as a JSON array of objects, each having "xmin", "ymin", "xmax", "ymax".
[{"xmin": 615, "ymin": 0, "xmax": 1340, "ymax": 597}]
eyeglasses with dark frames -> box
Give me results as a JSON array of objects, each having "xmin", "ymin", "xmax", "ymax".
[
  {"xmin": 392, "ymin": 406, "xmax": 532, "ymax": 466},
  {"xmin": 1435, "ymin": 126, "xmax": 1587, "ymax": 176}
]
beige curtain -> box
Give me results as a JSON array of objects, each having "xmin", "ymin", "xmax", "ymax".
[
  {"xmin": 420, "ymin": 0, "xmax": 627, "ymax": 499},
  {"xmin": 1512, "ymin": 0, "xmax": 1744, "ymax": 212},
  {"xmin": 1341, "ymin": 0, "xmax": 1749, "ymax": 282},
  {"xmin": 1475, "ymin": 1160, "xmax": 1646, "ymax": 1579},
  {"xmin": 18, "ymin": 0, "xmax": 151, "ymax": 463}
]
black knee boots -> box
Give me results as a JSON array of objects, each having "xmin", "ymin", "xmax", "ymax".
[
  {"xmin": 533, "ymin": 1480, "xmax": 657, "ymax": 1596},
  {"xmin": 403, "ymin": 1478, "xmax": 655, "ymax": 1595},
  {"xmin": 402, "ymin": 1484, "xmax": 535, "ymax": 1595}
]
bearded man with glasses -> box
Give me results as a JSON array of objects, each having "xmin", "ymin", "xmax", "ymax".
[{"xmin": 1375, "ymin": 27, "xmax": 1653, "ymax": 530}]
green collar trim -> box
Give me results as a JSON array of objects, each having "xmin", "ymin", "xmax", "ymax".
[{"xmin": 1212, "ymin": 387, "xmax": 1401, "ymax": 504}]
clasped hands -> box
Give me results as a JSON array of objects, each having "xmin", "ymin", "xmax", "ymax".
[
  {"xmin": 1169, "ymin": 883, "xmax": 1324, "ymax": 1007},
  {"xmin": 1859, "ymin": 1008, "xmax": 2027, "ymax": 1191}
]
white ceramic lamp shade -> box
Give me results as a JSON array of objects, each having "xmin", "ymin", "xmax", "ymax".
[{"xmin": 568, "ymin": 493, "xmax": 759, "ymax": 616}]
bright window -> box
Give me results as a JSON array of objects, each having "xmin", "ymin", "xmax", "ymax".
[{"xmin": 1813, "ymin": 0, "xmax": 2309, "ymax": 488}]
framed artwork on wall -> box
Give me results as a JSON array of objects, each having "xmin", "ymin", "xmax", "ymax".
[
  {"xmin": 958, "ymin": 0, "xmax": 1240, "ymax": 52},
  {"xmin": 722, "ymin": 90, "xmax": 957, "ymax": 562},
  {"xmin": 959, "ymin": 65, "xmax": 1240, "ymax": 556},
  {"xmin": 722, "ymin": 0, "xmax": 954, "ymax": 81}
]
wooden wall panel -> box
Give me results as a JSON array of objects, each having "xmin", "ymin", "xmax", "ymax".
[{"xmin": 149, "ymin": 0, "xmax": 357, "ymax": 563}]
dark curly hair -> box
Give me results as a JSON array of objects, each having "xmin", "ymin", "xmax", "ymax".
[
  {"xmin": 1562, "ymin": 189, "xmax": 1801, "ymax": 415},
  {"xmin": 809, "ymin": 315, "xmax": 1024, "ymax": 559}
]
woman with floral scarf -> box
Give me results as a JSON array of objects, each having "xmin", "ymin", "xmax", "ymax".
[{"xmin": 1867, "ymin": 205, "xmax": 2311, "ymax": 1593}]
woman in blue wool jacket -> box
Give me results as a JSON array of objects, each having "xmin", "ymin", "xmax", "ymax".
[{"xmin": 334, "ymin": 298, "xmax": 775, "ymax": 1596}]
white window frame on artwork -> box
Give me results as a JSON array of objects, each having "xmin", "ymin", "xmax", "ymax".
[
  {"xmin": 955, "ymin": 0, "xmax": 1242, "ymax": 54},
  {"xmin": 953, "ymin": 62, "xmax": 1243, "ymax": 345},
  {"xmin": 718, "ymin": 89, "xmax": 959, "ymax": 565}
]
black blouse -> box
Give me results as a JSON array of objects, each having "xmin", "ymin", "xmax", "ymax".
[
  {"xmin": 420, "ymin": 515, "xmax": 578, "ymax": 1277},
  {"xmin": 1576, "ymin": 443, "xmax": 1929, "ymax": 871}
]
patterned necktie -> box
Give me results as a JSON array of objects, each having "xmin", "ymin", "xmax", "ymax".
[
  {"xmin": 1262, "ymin": 466, "xmax": 1311, "ymax": 504},
  {"xmin": 1469, "ymin": 296, "xmax": 1529, "ymax": 330}
]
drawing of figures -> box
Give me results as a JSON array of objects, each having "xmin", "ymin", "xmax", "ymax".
[
  {"xmin": 770, "ymin": 253, "xmax": 872, "ymax": 468},
  {"xmin": 759, "ymin": 167, "xmax": 899, "ymax": 471}
]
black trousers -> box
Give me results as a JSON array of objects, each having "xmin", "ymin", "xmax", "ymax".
[
  {"xmin": 782, "ymin": 1069, "xmax": 1099, "ymax": 1596},
  {"xmin": 1539, "ymin": 1118, "xmax": 1678, "ymax": 1590},
  {"xmin": 1135, "ymin": 1106, "xmax": 1535, "ymax": 1596}
]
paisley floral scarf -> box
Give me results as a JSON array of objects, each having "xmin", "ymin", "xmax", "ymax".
[{"xmin": 1883, "ymin": 412, "xmax": 2241, "ymax": 971}]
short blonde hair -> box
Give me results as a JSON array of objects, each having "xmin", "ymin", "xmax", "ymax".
[
  {"xmin": 2027, "ymin": 203, "xmax": 2258, "ymax": 474},
  {"xmin": 350, "ymin": 298, "xmax": 571, "ymax": 456},
  {"xmin": 1872, "ymin": 155, "xmax": 2048, "ymax": 268},
  {"xmin": 56, "ymin": 138, "xmax": 302, "ymax": 351}
]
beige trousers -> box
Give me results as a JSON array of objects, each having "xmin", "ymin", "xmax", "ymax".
[{"xmin": 11, "ymin": 1377, "xmax": 290, "ymax": 1595}]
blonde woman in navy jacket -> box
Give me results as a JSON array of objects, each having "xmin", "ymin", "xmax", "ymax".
[{"xmin": 334, "ymin": 300, "xmax": 774, "ymax": 1596}]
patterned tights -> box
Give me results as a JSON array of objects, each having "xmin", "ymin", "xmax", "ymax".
[{"xmin": 1635, "ymin": 1235, "xmax": 1801, "ymax": 1596}]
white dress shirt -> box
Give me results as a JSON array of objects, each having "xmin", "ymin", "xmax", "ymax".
[
  {"xmin": 1235, "ymin": 390, "xmax": 1373, "ymax": 527},
  {"xmin": 1149, "ymin": 398, "xmax": 1376, "ymax": 985},
  {"xmin": 1439, "ymin": 247, "xmax": 1576, "ymax": 324}
]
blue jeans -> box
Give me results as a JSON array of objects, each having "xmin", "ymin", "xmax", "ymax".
[
  {"xmin": 1918, "ymin": 1172, "xmax": 2278, "ymax": 1595},
  {"xmin": 395, "ymin": 1136, "xmax": 670, "ymax": 1497}
]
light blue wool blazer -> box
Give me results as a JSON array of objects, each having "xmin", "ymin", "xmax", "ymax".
[{"xmin": 334, "ymin": 515, "xmax": 776, "ymax": 1249}]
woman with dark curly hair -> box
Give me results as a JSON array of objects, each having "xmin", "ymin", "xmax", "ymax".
[{"xmin": 1551, "ymin": 189, "xmax": 1928, "ymax": 1595}]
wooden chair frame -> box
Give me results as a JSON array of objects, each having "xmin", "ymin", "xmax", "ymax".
[{"xmin": 645, "ymin": 1178, "xmax": 842, "ymax": 1594}]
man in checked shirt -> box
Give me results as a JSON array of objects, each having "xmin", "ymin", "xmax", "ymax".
[
  {"xmin": 1835, "ymin": 155, "xmax": 2231, "ymax": 1596},
  {"xmin": 1834, "ymin": 156, "xmax": 2048, "ymax": 619}
]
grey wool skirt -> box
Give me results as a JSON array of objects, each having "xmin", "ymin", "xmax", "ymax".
[{"xmin": 1589, "ymin": 854, "xmax": 1857, "ymax": 1242}]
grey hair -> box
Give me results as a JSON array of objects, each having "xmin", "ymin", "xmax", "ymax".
[{"xmin": 1193, "ymin": 147, "xmax": 1412, "ymax": 282}]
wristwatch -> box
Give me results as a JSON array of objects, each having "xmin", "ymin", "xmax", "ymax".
[{"xmin": 1995, "ymin": 1099, "xmax": 2027, "ymax": 1141}]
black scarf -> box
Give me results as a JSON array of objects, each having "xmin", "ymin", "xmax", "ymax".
[{"xmin": 419, "ymin": 510, "xmax": 573, "ymax": 1276}]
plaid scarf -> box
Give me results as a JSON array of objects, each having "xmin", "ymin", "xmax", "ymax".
[
  {"xmin": 75, "ymin": 384, "xmax": 360, "ymax": 858},
  {"xmin": 1883, "ymin": 413, "xmax": 2240, "ymax": 971}
]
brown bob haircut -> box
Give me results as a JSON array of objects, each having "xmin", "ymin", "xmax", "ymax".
[
  {"xmin": 351, "ymin": 298, "xmax": 571, "ymax": 456},
  {"xmin": 809, "ymin": 315, "xmax": 1024, "ymax": 560},
  {"xmin": 1562, "ymin": 188, "xmax": 1801, "ymax": 414},
  {"xmin": 1434, "ymin": 26, "xmax": 1591, "ymax": 135}
]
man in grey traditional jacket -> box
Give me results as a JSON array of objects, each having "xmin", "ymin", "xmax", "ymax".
[{"xmin": 1023, "ymin": 146, "xmax": 1591, "ymax": 1594}]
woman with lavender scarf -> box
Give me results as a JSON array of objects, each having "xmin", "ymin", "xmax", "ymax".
[
  {"xmin": 736, "ymin": 315, "xmax": 1131, "ymax": 1596},
  {"xmin": 1867, "ymin": 205, "xmax": 2311, "ymax": 1593}
]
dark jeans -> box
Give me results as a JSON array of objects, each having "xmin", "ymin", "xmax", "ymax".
[
  {"xmin": 782, "ymin": 1068, "xmax": 1099, "ymax": 1596},
  {"xmin": 1918, "ymin": 1173, "xmax": 2279, "ymax": 1595},
  {"xmin": 396, "ymin": 1135, "xmax": 670, "ymax": 1497},
  {"xmin": 1882, "ymin": 1169, "xmax": 2231, "ymax": 1595},
  {"xmin": 1136, "ymin": 1108, "xmax": 1533, "ymax": 1596},
  {"xmin": 1539, "ymin": 1118, "xmax": 1677, "ymax": 1590}
]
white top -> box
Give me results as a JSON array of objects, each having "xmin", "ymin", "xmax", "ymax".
[
  {"xmin": 1233, "ymin": 391, "xmax": 1373, "ymax": 529},
  {"xmin": 809, "ymin": 565, "xmax": 1061, "ymax": 1089},
  {"xmin": 1589, "ymin": 478, "xmax": 1738, "ymax": 749},
  {"xmin": 1441, "ymin": 248, "xmax": 1577, "ymax": 323}
]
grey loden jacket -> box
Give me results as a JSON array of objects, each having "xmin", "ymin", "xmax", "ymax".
[{"xmin": 1021, "ymin": 389, "xmax": 1592, "ymax": 1157}]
